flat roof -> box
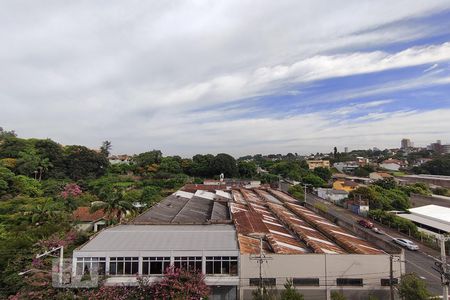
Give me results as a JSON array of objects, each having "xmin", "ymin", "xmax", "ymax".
[
  {"xmin": 76, "ymin": 224, "xmax": 239, "ymax": 252},
  {"xmin": 397, "ymin": 213, "xmax": 450, "ymax": 233},
  {"xmin": 409, "ymin": 205, "xmax": 450, "ymax": 225},
  {"xmin": 403, "ymin": 174, "xmax": 450, "ymax": 181}
]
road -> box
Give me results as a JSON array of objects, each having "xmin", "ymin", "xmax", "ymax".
[{"xmin": 304, "ymin": 193, "xmax": 446, "ymax": 296}]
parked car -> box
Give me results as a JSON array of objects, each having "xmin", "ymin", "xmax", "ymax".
[
  {"xmin": 393, "ymin": 238, "xmax": 419, "ymax": 250},
  {"xmin": 357, "ymin": 219, "xmax": 374, "ymax": 229},
  {"xmin": 372, "ymin": 227, "xmax": 384, "ymax": 234}
]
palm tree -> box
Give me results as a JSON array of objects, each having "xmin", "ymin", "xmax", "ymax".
[
  {"xmin": 26, "ymin": 204, "xmax": 62, "ymax": 226},
  {"xmin": 90, "ymin": 187, "xmax": 135, "ymax": 222},
  {"xmin": 37, "ymin": 158, "xmax": 53, "ymax": 181}
]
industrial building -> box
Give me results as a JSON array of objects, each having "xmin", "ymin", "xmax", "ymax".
[
  {"xmin": 73, "ymin": 186, "xmax": 402, "ymax": 299},
  {"xmin": 397, "ymin": 204, "xmax": 450, "ymax": 237}
]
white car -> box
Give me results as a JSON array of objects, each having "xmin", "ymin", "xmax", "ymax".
[{"xmin": 393, "ymin": 238, "xmax": 419, "ymax": 250}]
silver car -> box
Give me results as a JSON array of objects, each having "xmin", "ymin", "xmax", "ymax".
[{"xmin": 393, "ymin": 238, "xmax": 419, "ymax": 250}]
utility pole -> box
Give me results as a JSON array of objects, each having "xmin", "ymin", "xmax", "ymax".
[
  {"xmin": 249, "ymin": 234, "xmax": 272, "ymax": 296},
  {"xmin": 390, "ymin": 254, "xmax": 395, "ymax": 300}
]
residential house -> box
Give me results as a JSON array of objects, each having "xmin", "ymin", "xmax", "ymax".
[
  {"xmin": 72, "ymin": 207, "xmax": 110, "ymax": 232},
  {"xmin": 333, "ymin": 179, "xmax": 359, "ymax": 192},
  {"xmin": 379, "ymin": 159, "xmax": 407, "ymax": 171},
  {"xmin": 369, "ymin": 172, "xmax": 393, "ymax": 181},
  {"xmin": 306, "ymin": 160, "xmax": 330, "ymax": 170}
]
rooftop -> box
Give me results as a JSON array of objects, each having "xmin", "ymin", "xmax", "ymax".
[
  {"xmin": 72, "ymin": 207, "xmax": 109, "ymax": 222},
  {"xmin": 408, "ymin": 205, "xmax": 450, "ymax": 225},
  {"xmin": 132, "ymin": 192, "xmax": 230, "ymax": 224},
  {"xmin": 76, "ymin": 224, "xmax": 238, "ymax": 252}
]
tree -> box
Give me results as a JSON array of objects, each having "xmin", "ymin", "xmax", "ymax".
[
  {"xmin": 210, "ymin": 153, "xmax": 238, "ymax": 178},
  {"xmin": 314, "ymin": 167, "xmax": 332, "ymax": 181},
  {"xmin": 331, "ymin": 291, "xmax": 346, "ymax": 300},
  {"xmin": 302, "ymin": 173, "xmax": 326, "ymax": 187},
  {"xmin": 100, "ymin": 140, "xmax": 112, "ymax": 157},
  {"xmin": 152, "ymin": 266, "xmax": 209, "ymax": 299},
  {"xmin": 133, "ymin": 150, "xmax": 163, "ymax": 168},
  {"xmin": 12, "ymin": 175, "xmax": 43, "ymax": 197},
  {"xmin": 333, "ymin": 147, "xmax": 338, "ymax": 158},
  {"xmin": 0, "ymin": 127, "xmax": 17, "ymax": 139},
  {"xmin": 63, "ymin": 145, "xmax": 109, "ymax": 180},
  {"xmin": 398, "ymin": 273, "xmax": 431, "ymax": 300},
  {"xmin": 91, "ymin": 187, "xmax": 135, "ymax": 222},
  {"xmin": 281, "ymin": 279, "xmax": 304, "ymax": 300},
  {"xmin": 238, "ymin": 161, "xmax": 257, "ymax": 178},
  {"xmin": 34, "ymin": 139, "xmax": 65, "ymax": 178},
  {"xmin": 416, "ymin": 155, "xmax": 450, "ymax": 176},
  {"xmin": 159, "ymin": 157, "xmax": 182, "ymax": 174},
  {"xmin": 288, "ymin": 185, "xmax": 305, "ymax": 201}
]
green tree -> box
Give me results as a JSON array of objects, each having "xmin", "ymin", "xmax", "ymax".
[
  {"xmin": 0, "ymin": 167, "xmax": 14, "ymax": 195},
  {"xmin": 190, "ymin": 154, "xmax": 215, "ymax": 177},
  {"xmin": 12, "ymin": 175, "xmax": 43, "ymax": 197},
  {"xmin": 330, "ymin": 291, "xmax": 346, "ymax": 300},
  {"xmin": 159, "ymin": 157, "xmax": 182, "ymax": 174},
  {"xmin": 288, "ymin": 185, "xmax": 305, "ymax": 201},
  {"xmin": 210, "ymin": 153, "xmax": 238, "ymax": 177},
  {"xmin": 63, "ymin": 145, "xmax": 109, "ymax": 180},
  {"xmin": 238, "ymin": 161, "xmax": 257, "ymax": 178},
  {"xmin": 100, "ymin": 140, "xmax": 112, "ymax": 157},
  {"xmin": 398, "ymin": 273, "xmax": 431, "ymax": 300},
  {"xmin": 91, "ymin": 187, "xmax": 135, "ymax": 222},
  {"xmin": 133, "ymin": 150, "xmax": 163, "ymax": 167},
  {"xmin": 314, "ymin": 167, "xmax": 332, "ymax": 181},
  {"xmin": 281, "ymin": 279, "xmax": 304, "ymax": 300},
  {"xmin": 34, "ymin": 139, "xmax": 65, "ymax": 178},
  {"xmin": 302, "ymin": 173, "xmax": 326, "ymax": 187}
]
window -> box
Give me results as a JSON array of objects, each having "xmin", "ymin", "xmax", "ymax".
[
  {"xmin": 173, "ymin": 256, "xmax": 202, "ymax": 272},
  {"xmin": 76, "ymin": 257, "xmax": 106, "ymax": 275},
  {"xmin": 293, "ymin": 278, "xmax": 320, "ymax": 286},
  {"xmin": 142, "ymin": 257, "xmax": 171, "ymax": 275},
  {"xmin": 206, "ymin": 256, "xmax": 238, "ymax": 276},
  {"xmin": 381, "ymin": 278, "xmax": 398, "ymax": 286},
  {"xmin": 109, "ymin": 257, "xmax": 139, "ymax": 275},
  {"xmin": 336, "ymin": 278, "xmax": 363, "ymax": 286},
  {"xmin": 249, "ymin": 278, "xmax": 276, "ymax": 286}
]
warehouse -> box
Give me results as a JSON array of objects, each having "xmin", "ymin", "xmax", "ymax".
[{"xmin": 73, "ymin": 186, "xmax": 402, "ymax": 300}]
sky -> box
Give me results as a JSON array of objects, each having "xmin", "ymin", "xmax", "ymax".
[{"xmin": 1, "ymin": 1, "xmax": 450, "ymax": 157}]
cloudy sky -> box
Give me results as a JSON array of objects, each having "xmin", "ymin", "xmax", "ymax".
[{"xmin": 1, "ymin": 1, "xmax": 450, "ymax": 157}]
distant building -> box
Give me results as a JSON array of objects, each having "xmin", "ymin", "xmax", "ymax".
[
  {"xmin": 379, "ymin": 159, "xmax": 407, "ymax": 171},
  {"xmin": 344, "ymin": 147, "xmax": 348, "ymax": 153},
  {"xmin": 427, "ymin": 140, "xmax": 443, "ymax": 153},
  {"xmin": 72, "ymin": 207, "xmax": 110, "ymax": 232},
  {"xmin": 333, "ymin": 161, "xmax": 359, "ymax": 173},
  {"xmin": 317, "ymin": 188, "xmax": 348, "ymax": 205},
  {"xmin": 400, "ymin": 138, "xmax": 412, "ymax": 149},
  {"xmin": 443, "ymin": 144, "xmax": 450, "ymax": 154},
  {"xmin": 369, "ymin": 172, "xmax": 393, "ymax": 181},
  {"xmin": 397, "ymin": 204, "xmax": 450, "ymax": 237},
  {"xmin": 333, "ymin": 179, "xmax": 359, "ymax": 192},
  {"xmin": 306, "ymin": 160, "xmax": 330, "ymax": 170}
]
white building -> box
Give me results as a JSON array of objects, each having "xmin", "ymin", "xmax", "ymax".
[
  {"xmin": 317, "ymin": 188, "xmax": 348, "ymax": 204},
  {"xmin": 397, "ymin": 204, "xmax": 450, "ymax": 237}
]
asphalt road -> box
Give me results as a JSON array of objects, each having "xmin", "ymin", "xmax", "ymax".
[{"xmin": 304, "ymin": 193, "xmax": 446, "ymax": 296}]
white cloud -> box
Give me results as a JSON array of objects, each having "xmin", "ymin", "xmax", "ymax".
[{"xmin": 1, "ymin": 0, "xmax": 450, "ymax": 155}]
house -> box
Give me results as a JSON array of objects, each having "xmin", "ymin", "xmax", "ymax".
[
  {"xmin": 333, "ymin": 161, "xmax": 359, "ymax": 173},
  {"xmin": 306, "ymin": 160, "xmax": 330, "ymax": 170},
  {"xmin": 369, "ymin": 172, "xmax": 393, "ymax": 181},
  {"xmin": 332, "ymin": 179, "xmax": 359, "ymax": 192},
  {"xmin": 317, "ymin": 188, "xmax": 348, "ymax": 205},
  {"xmin": 72, "ymin": 207, "xmax": 110, "ymax": 232},
  {"xmin": 379, "ymin": 159, "xmax": 407, "ymax": 171}
]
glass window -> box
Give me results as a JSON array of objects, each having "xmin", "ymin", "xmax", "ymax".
[
  {"xmin": 205, "ymin": 256, "xmax": 238, "ymax": 276},
  {"xmin": 293, "ymin": 278, "xmax": 320, "ymax": 286},
  {"xmin": 336, "ymin": 278, "xmax": 363, "ymax": 286},
  {"xmin": 109, "ymin": 257, "xmax": 139, "ymax": 276},
  {"xmin": 76, "ymin": 257, "xmax": 106, "ymax": 276},
  {"xmin": 142, "ymin": 257, "xmax": 170, "ymax": 275},
  {"xmin": 250, "ymin": 278, "xmax": 276, "ymax": 286},
  {"xmin": 174, "ymin": 257, "xmax": 202, "ymax": 272}
]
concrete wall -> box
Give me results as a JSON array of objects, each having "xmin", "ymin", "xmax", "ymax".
[
  {"xmin": 410, "ymin": 193, "xmax": 450, "ymax": 208},
  {"xmin": 401, "ymin": 177, "xmax": 450, "ymax": 188},
  {"xmin": 239, "ymin": 254, "xmax": 400, "ymax": 299}
]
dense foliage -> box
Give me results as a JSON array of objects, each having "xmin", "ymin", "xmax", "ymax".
[{"xmin": 412, "ymin": 154, "xmax": 450, "ymax": 175}]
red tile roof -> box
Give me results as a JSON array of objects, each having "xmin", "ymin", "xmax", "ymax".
[{"xmin": 72, "ymin": 207, "xmax": 109, "ymax": 222}]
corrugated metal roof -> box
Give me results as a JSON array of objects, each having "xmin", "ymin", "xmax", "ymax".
[
  {"xmin": 133, "ymin": 193, "xmax": 230, "ymax": 224},
  {"xmin": 254, "ymin": 189, "xmax": 283, "ymax": 205},
  {"xmin": 267, "ymin": 202, "xmax": 345, "ymax": 254},
  {"xmin": 267, "ymin": 188, "xmax": 299, "ymax": 203},
  {"xmin": 409, "ymin": 205, "xmax": 450, "ymax": 224},
  {"xmin": 77, "ymin": 224, "xmax": 239, "ymax": 252},
  {"xmin": 285, "ymin": 203, "xmax": 384, "ymax": 254}
]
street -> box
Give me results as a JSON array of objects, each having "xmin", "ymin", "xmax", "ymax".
[{"xmin": 304, "ymin": 193, "xmax": 447, "ymax": 296}]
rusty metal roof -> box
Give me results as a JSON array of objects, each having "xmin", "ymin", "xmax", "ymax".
[
  {"xmin": 231, "ymin": 190, "xmax": 246, "ymax": 204},
  {"xmin": 267, "ymin": 202, "xmax": 345, "ymax": 254},
  {"xmin": 254, "ymin": 189, "xmax": 283, "ymax": 205},
  {"xmin": 267, "ymin": 188, "xmax": 300, "ymax": 203},
  {"xmin": 285, "ymin": 203, "xmax": 384, "ymax": 254}
]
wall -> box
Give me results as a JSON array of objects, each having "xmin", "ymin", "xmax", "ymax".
[
  {"xmin": 410, "ymin": 193, "xmax": 450, "ymax": 208},
  {"xmin": 239, "ymin": 254, "xmax": 400, "ymax": 300}
]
